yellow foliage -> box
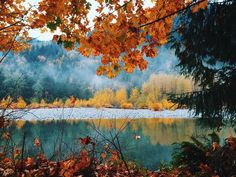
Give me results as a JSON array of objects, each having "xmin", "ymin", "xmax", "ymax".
[
  {"xmin": 129, "ymin": 87, "xmax": 139, "ymax": 105},
  {"xmin": 52, "ymin": 99, "xmax": 64, "ymax": 108},
  {"xmin": 148, "ymin": 102, "xmax": 163, "ymax": 111},
  {"xmin": 16, "ymin": 97, "xmax": 27, "ymax": 109},
  {"xmin": 65, "ymin": 96, "xmax": 76, "ymax": 108},
  {"xmin": 40, "ymin": 99, "xmax": 47, "ymax": 108},
  {"xmin": 137, "ymin": 102, "xmax": 148, "ymax": 109},
  {"xmin": 161, "ymin": 99, "xmax": 177, "ymax": 110},
  {"xmin": 0, "ymin": 75, "xmax": 188, "ymax": 110},
  {"xmin": 75, "ymin": 99, "xmax": 85, "ymax": 107},
  {"xmin": 64, "ymin": 99, "xmax": 71, "ymax": 107},
  {"xmin": 0, "ymin": 98, "xmax": 8, "ymax": 109},
  {"xmin": 142, "ymin": 74, "xmax": 194, "ymax": 98},
  {"xmin": 29, "ymin": 102, "xmax": 40, "ymax": 109},
  {"xmin": 115, "ymin": 88, "xmax": 127, "ymax": 107},
  {"xmin": 75, "ymin": 99, "xmax": 93, "ymax": 108},
  {"xmin": 0, "ymin": 96, "xmax": 13, "ymax": 109},
  {"xmin": 121, "ymin": 102, "xmax": 133, "ymax": 109},
  {"xmin": 91, "ymin": 89, "xmax": 115, "ymax": 108},
  {"xmin": 102, "ymin": 104, "xmax": 113, "ymax": 108}
]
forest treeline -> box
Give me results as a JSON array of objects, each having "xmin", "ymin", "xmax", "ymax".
[
  {"xmin": 0, "ymin": 74, "xmax": 194, "ymax": 110},
  {"xmin": 0, "ymin": 40, "xmax": 179, "ymax": 103}
]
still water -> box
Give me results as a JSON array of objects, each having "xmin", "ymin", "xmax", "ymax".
[{"xmin": 3, "ymin": 118, "xmax": 235, "ymax": 170}]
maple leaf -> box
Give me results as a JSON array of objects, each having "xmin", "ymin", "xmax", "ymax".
[
  {"xmin": 111, "ymin": 150, "xmax": 118, "ymax": 161},
  {"xmin": 25, "ymin": 157, "xmax": 34, "ymax": 167},
  {"xmin": 80, "ymin": 136, "xmax": 91, "ymax": 145}
]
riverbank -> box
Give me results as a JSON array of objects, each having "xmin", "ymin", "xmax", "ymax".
[{"xmin": 2, "ymin": 108, "xmax": 194, "ymax": 120}]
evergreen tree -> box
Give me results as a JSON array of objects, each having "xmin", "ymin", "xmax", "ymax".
[{"xmin": 170, "ymin": 0, "xmax": 236, "ymax": 127}]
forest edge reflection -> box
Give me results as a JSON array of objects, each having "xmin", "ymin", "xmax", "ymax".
[{"xmin": 2, "ymin": 118, "xmax": 234, "ymax": 170}]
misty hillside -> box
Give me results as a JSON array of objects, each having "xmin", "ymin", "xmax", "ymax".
[{"xmin": 0, "ymin": 40, "xmax": 179, "ymax": 102}]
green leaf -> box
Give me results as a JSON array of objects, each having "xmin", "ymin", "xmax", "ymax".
[
  {"xmin": 47, "ymin": 22, "xmax": 57, "ymax": 31},
  {"xmin": 55, "ymin": 17, "xmax": 62, "ymax": 26},
  {"xmin": 63, "ymin": 41, "xmax": 74, "ymax": 49}
]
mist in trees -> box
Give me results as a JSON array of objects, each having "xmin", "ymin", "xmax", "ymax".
[{"xmin": 0, "ymin": 40, "xmax": 182, "ymax": 103}]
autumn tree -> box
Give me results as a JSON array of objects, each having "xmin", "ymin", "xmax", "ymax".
[
  {"xmin": 142, "ymin": 75, "xmax": 161, "ymax": 105},
  {"xmin": 16, "ymin": 96, "xmax": 27, "ymax": 109},
  {"xmin": 115, "ymin": 88, "xmax": 128, "ymax": 107},
  {"xmin": 0, "ymin": 0, "xmax": 32, "ymax": 62},
  {"xmin": 65, "ymin": 96, "xmax": 76, "ymax": 107},
  {"xmin": 91, "ymin": 88, "xmax": 115, "ymax": 108},
  {"xmin": 0, "ymin": 0, "xmax": 208, "ymax": 71},
  {"xmin": 52, "ymin": 98, "xmax": 64, "ymax": 108},
  {"xmin": 39, "ymin": 99, "xmax": 47, "ymax": 108},
  {"xmin": 129, "ymin": 87, "xmax": 139, "ymax": 105}
]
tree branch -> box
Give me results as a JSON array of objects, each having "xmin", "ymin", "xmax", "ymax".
[{"xmin": 139, "ymin": 0, "xmax": 207, "ymax": 28}]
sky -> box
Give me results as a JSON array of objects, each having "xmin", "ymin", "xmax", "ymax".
[
  {"xmin": 28, "ymin": 0, "xmax": 153, "ymax": 41},
  {"xmin": 28, "ymin": 0, "xmax": 99, "ymax": 41}
]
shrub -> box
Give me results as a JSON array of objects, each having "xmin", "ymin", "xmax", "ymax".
[
  {"xmin": 121, "ymin": 102, "xmax": 133, "ymax": 109},
  {"xmin": 103, "ymin": 103, "xmax": 113, "ymax": 108},
  {"xmin": 65, "ymin": 96, "xmax": 76, "ymax": 107},
  {"xmin": 148, "ymin": 102, "xmax": 163, "ymax": 111},
  {"xmin": 161, "ymin": 99, "xmax": 177, "ymax": 110},
  {"xmin": 115, "ymin": 88, "xmax": 128, "ymax": 107},
  {"xmin": 0, "ymin": 96, "xmax": 13, "ymax": 109},
  {"xmin": 137, "ymin": 102, "xmax": 148, "ymax": 109},
  {"xmin": 39, "ymin": 99, "xmax": 47, "ymax": 108},
  {"xmin": 16, "ymin": 97, "xmax": 27, "ymax": 109},
  {"xmin": 91, "ymin": 89, "xmax": 115, "ymax": 108},
  {"xmin": 52, "ymin": 99, "xmax": 64, "ymax": 108},
  {"xmin": 171, "ymin": 134, "xmax": 236, "ymax": 177},
  {"xmin": 29, "ymin": 102, "xmax": 40, "ymax": 109}
]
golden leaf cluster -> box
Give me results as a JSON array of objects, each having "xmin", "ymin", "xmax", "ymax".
[{"xmin": 0, "ymin": 0, "xmax": 208, "ymax": 76}]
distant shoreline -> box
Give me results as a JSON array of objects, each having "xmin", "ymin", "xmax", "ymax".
[{"xmin": 2, "ymin": 108, "xmax": 194, "ymax": 120}]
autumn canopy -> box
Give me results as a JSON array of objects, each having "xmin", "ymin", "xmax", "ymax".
[{"xmin": 0, "ymin": 0, "xmax": 208, "ymax": 77}]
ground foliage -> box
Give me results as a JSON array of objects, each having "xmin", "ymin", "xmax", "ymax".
[
  {"xmin": 171, "ymin": 134, "xmax": 236, "ymax": 177},
  {"xmin": 0, "ymin": 133, "xmax": 166, "ymax": 177},
  {"xmin": 0, "ymin": 130, "xmax": 236, "ymax": 177}
]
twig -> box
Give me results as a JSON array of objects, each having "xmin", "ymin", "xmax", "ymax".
[{"xmin": 139, "ymin": 0, "xmax": 207, "ymax": 28}]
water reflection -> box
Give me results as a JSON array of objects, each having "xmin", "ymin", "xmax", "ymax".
[{"xmin": 3, "ymin": 118, "xmax": 235, "ymax": 170}]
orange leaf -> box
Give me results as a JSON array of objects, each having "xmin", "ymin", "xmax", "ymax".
[
  {"xmin": 80, "ymin": 136, "xmax": 91, "ymax": 145},
  {"xmin": 34, "ymin": 138, "xmax": 41, "ymax": 147}
]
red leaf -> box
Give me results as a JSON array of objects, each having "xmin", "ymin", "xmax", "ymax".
[{"xmin": 80, "ymin": 136, "xmax": 91, "ymax": 145}]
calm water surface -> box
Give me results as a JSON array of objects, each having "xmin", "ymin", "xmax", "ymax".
[{"xmin": 3, "ymin": 118, "xmax": 235, "ymax": 170}]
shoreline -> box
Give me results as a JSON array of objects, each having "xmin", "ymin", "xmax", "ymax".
[{"xmin": 2, "ymin": 107, "xmax": 194, "ymax": 120}]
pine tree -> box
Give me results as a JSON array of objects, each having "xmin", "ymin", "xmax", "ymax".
[{"xmin": 170, "ymin": 0, "xmax": 236, "ymax": 127}]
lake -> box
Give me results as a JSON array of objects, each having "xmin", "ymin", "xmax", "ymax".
[{"xmin": 3, "ymin": 115, "xmax": 235, "ymax": 170}]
